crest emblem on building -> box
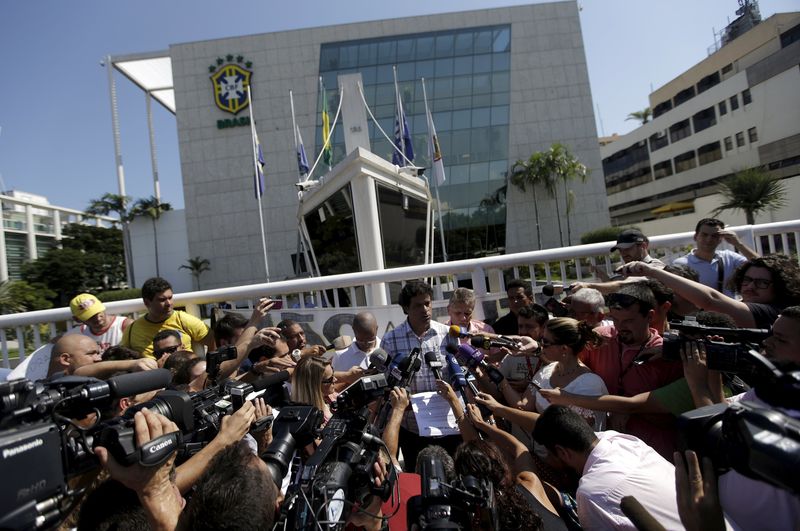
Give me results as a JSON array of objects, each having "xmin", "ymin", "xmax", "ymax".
[{"xmin": 209, "ymin": 55, "xmax": 253, "ymax": 115}]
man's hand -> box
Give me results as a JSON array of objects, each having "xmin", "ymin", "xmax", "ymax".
[
  {"xmin": 217, "ymin": 401, "xmax": 256, "ymax": 447},
  {"xmin": 251, "ymin": 327, "xmax": 282, "ymax": 348},
  {"xmin": 465, "ymin": 403, "xmax": 492, "ymax": 431},
  {"xmin": 474, "ymin": 391, "xmax": 502, "ymax": 412},
  {"xmin": 674, "ymin": 450, "xmax": 726, "ymax": 531},
  {"xmin": 339, "ymin": 366, "xmax": 365, "ymax": 384},
  {"xmin": 346, "ymin": 459, "xmax": 388, "ymax": 530},
  {"xmin": 538, "ymin": 387, "xmax": 569, "ymax": 405},
  {"xmin": 502, "ymin": 335, "xmax": 540, "ymax": 356},
  {"xmin": 435, "ymin": 379, "xmax": 459, "ymax": 404},
  {"xmin": 616, "ymin": 261, "xmax": 657, "ymax": 278},
  {"xmin": 681, "ymin": 341, "xmax": 709, "ymax": 390},
  {"xmin": 301, "ymin": 345, "xmax": 327, "ymax": 357},
  {"xmin": 94, "ymin": 408, "xmax": 179, "ymax": 498},
  {"xmin": 250, "ymin": 298, "xmax": 277, "ymax": 324},
  {"xmin": 389, "ymin": 386, "xmax": 410, "ymax": 412},
  {"xmin": 251, "ymin": 397, "xmax": 273, "ymax": 452},
  {"xmin": 252, "ymin": 355, "xmax": 296, "ymax": 376},
  {"xmin": 132, "ymin": 358, "xmax": 158, "ymax": 372}
]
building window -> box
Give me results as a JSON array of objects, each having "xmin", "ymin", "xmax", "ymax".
[
  {"xmin": 730, "ymin": 94, "xmax": 739, "ymax": 110},
  {"xmin": 669, "ymin": 118, "xmax": 692, "ymax": 143},
  {"xmin": 692, "ymin": 106, "xmax": 716, "ymax": 133},
  {"xmin": 698, "ymin": 141, "xmax": 722, "ymax": 165},
  {"xmin": 673, "ymin": 86, "xmax": 695, "ymax": 107},
  {"xmin": 748, "ymin": 127, "xmax": 758, "ymax": 142},
  {"xmin": 697, "ymin": 72, "xmax": 720, "ymax": 94},
  {"xmin": 719, "ymin": 100, "xmax": 727, "ymax": 115},
  {"xmin": 653, "ymin": 160, "xmax": 673, "ymax": 180},
  {"xmin": 742, "ymin": 88, "xmax": 752, "ymax": 105},
  {"xmin": 653, "ymin": 100, "xmax": 672, "ymax": 118},
  {"xmin": 674, "ymin": 151, "xmax": 697, "ymax": 173},
  {"xmin": 724, "ymin": 136, "xmax": 733, "ymax": 151},
  {"xmin": 721, "ymin": 63, "xmax": 733, "ymax": 74},
  {"xmin": 736, "ymin": 131, "xmax": 745, "ymax": 147},
  {"xmin": 780, "ymin": 22, "xmax": 800, "ymax": 48},
  {"xmin": 649, "ymin": 131, "xmax": 669, "ymax": 152}
]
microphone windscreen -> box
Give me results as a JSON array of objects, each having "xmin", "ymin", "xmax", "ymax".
[
  {"xmin": 250, "ymin": 370, "xmax": 291, "ymax": 392},
  {"xmin": 469, "ymin": 336, "xmax": 490, "ymax": 349},
  {"xmin": 107, "ymin": 368, "xmax": 172, "ymax": 398},
  {"xmin": 542, "ymin": 284, "xmax": 555, "ymax": 297},
  {"xmin": 424, "ymin": 351, "xmax": 439, "ymax": 364},
  {"xmin": 368, "ymin": 348, "xmax": 390, "ymax": 370},
  {"xmin": 332, "ymin": 335, "xmax": 352, "ymax": 350},
  {"xmin": 446, "ymin": 354, "xmax": 467, "ymax": 388},
  {"xmin": 456, "ymin": 343, "xmax": 482, "ymax": 364},
  {"xmin": 448, "ymin": 324, "xmax": 467, "ymax": 338}
]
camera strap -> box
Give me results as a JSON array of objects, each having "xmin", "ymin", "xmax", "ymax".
[
  {"xmin": 138, "ymin": 431, "xmax": 181, "ymax": 467},
  {"xmin": 716, "ymin": 256, "xmax": 725, "ymax": 292}
]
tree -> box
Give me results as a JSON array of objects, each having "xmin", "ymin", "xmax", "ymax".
[
  {"xmin": 510, "ymin": 143, "xmax": 587, "ymax": 247},
  {"xmin": 712, "ymin": 167, "xmax": 788, "ymax": 225},
  {"xmin": 131, "ymin": 196, "xmax": 173, "ymax": 277},
  {"xmin": 86, "ymin": 193, "xmax": 135, "ymax": 286},
  {"xmin": 180, "ymin": 257, "xmax": 211, "ymax": 291},
  {"xmin": 626, "ymin": 107, "xmax": 652, "ymax": 124}
]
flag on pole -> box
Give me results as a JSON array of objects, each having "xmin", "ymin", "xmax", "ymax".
[
  {"xmin": 320, "ymin": 80, "xmax": 332, "ymax": 167},
  {"xmin": 253, "ymin": 131, "xmax": 265, "ymax": 199},
  {"xmin": 296, "ymin": 124, "xmax": 309, "ymax": 177},
  {"xmin": 392, "ymin": 92, "xmax": 414, "ymax": 166},
  {"xmin": 426, "ymin": 107, "xmax": 446, "ymax": 186}
]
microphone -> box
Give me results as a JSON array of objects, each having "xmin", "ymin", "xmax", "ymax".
[
  {"xmin": 367, "ymin": 348, "xmax": 391, "ymax": 372},
  {"xmin": 469, "ymin": 335, "xmax": 521, "ymax": 350},
  {"xmin": 542, "ymin": 284, "xmax": 571, "ymax": 297},
  {"xmin": 446, "ymin": 354, "xmax": 467, "ymax": 392},
  {"xmin": 424, "ymin": 351, "xmax": 443, "ymax": 381},
  {"xmin": 250, "ymin": 370, "xmax": 291, "ymax": 392},
  {"xmin": 448, "ymin": 324, "xmax": 470, "ymax": 338},
  {"xmin": 106, "ymin": 368, "xmax": 172, "ymax": 399},
  {"xmin": 455, "ymin": 344, "xmax": 504, "ymax": 385},
  {"xmin": 620, "ymin": 496, "xmax": 667, "ymax": 531}
]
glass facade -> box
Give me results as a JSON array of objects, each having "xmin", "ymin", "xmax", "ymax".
[{"xmin": 317, "ymin": 25, "xmax": 511, "ymax": 260}]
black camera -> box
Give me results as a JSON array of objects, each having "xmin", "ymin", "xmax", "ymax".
[
  {"xmin": 407, "ymin": 453, "xmax": 499, "ymax": 530},
  {"xmin": 205, "ymin": 344, "xmax": 239, "ymax": 383},
  {"xmin": 0, "ymin": 370, "xmax": 173, "ymax": 531},
  {"xmin": 273, "ymin": 374, "xmax": 397, "ymax": 530}
]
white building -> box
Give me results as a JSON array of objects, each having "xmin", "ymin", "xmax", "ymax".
[{"xmin": 600, "ymin": 9, "xmax": 800, "ymax": 235}]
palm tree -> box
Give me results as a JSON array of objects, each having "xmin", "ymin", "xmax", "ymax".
[
  {"xmin": 180, "ymin": 257, "xmax": 211, "ymax": 291},
  {"xmin": 510, "ymin": 143, "xmax": 587, "ymax": 247},
  {"xmin": 86, "ymin": 193, "xmax": 135, "ymax": 286},
  {"xmin": 131, "ymin": 196, "xmax": 172, "ymax": 277},
  {"xmin": 626, "ymin": 107, "xmax": 652, "ymax": 124},
  {"xmin": 712, "ymin": 167, "xmax": 788, "ymax": 224},
  {"xmin": 0, "ymin": 281, "xmax": 25, "ymax": 314}
]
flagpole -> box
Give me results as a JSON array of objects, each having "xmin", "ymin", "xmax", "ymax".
[
  {"xmin": 247, "ymin": 86, "xmax": 271, "ymax": 282},
  {"xmin": 289, "ymin": 90, "xmax": 300, "ymax": 177},
  {"xmin": 392, "ymin": 65, "xmax": 406, "ymax": 167},
  {"xmin": 421, "ymin": 78, "xmax": 448, "ymax": 262},
  {"xmin": 319, "ymin": 77, "xmax": 331, "ymax": 172}
]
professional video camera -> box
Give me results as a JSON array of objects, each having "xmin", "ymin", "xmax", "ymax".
[
  {"xmin": 269, "ymin": 374, "xmax": 397, "ymax": 530},
  {"xmin": 205, "ymin": 344, "xmax": 238, "ymax": 383},
  {"xmin": 407, "ymin": 452, "xmax": 498, "ymax": 530},
  {"xmin": 662, "ymin": 319, "xmax": 771, "ymax": 377},
  {"xmin": 678, "ymin": 358, "xmax": 800, "ymax": 495},
  {"xmin": 0, "ymin": 370, "xmax": 173, "ymax": 530},
  {"xmin": 98, "ymin": 370, "xmax": 290, "ymax": 462}
]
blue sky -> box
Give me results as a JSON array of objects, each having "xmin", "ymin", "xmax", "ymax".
[{"xmin": 0, "ymin": 0, "xmax": 796, "ymax": 212}]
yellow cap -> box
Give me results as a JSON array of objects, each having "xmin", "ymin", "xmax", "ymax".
[{"xmin": 69, "ymin": 293, "xmax": 106, "ymax": 322}]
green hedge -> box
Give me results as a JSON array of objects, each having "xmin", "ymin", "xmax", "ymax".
[{"xmin": 97, "ymin": 288, "xmax": 141, "ymax": 303}]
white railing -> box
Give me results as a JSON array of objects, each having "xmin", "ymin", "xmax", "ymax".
[{"xmin": 1, "ymin": 219, "xmax": 798, "ymax": 369}]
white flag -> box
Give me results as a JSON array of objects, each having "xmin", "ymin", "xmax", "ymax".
[{"xmin": 426, "ymin": 108, "xmax": 446, "ymax": 186}]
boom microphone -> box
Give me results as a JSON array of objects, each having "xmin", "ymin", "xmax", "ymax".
[{"xmin": 106, "ymin": 368, "xmax": 172, "ymax": 399}]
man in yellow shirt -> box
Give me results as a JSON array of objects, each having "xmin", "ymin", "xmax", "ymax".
[{"xmin": 122, "ymin": 277, "xmax": 214, "ymax": 358}]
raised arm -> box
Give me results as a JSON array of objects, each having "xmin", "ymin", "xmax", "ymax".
[
  {"xmin": 538, "ymin": 387, "xmax": 667, "ymax": 415},
  {"xmin": 382, "ymin": 387, "xmax": 409, "ymax": 468},
  {"xmin": 719, "ymin": 230, "xmax": 759, "ymax": 260},
  {"xmin": 618, "ymin": 261, "xmax": 756, "ymax": 327}
]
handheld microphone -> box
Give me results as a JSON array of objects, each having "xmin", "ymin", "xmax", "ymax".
[
  {"xmin": 455, "ymin": 344, "xmax": 504, "ymax": 385},
  {"xmin": 385, "ymin": 350, "xmax": 409, "ymax": 387},
  {"xmin": 469, "ymin": 335, "xmax": 521, "ymax": 350},
  {"xmin": 424, "ymin": 351, "xmax": 443, "ymax": 381},
  {"xmin": 448, "ymin": 324, "xmax": 470, "ymax": 339},
  {"xmin": 367, "ymin": 348, "xmax": 391, "ymax": 372},
  {"xmin": 446, "ymin": 354, "xmax": 467, "ymax": 392}
]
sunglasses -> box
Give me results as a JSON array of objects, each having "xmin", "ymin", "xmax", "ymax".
[
  {"xmin": 322, "ymin": 375, "xmax": 335, "ymax": 384},
  {"xmin": 154, "ymin": 344, "xmax": 180, "ymax": 359}
]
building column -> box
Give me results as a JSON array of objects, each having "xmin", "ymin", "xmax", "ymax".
[
  {"xmin": 53, "ymin": 210, "xmax": 62, "ymax": 243},
  {"xmin": 0, "ymin": 200, "xmax": 7, "ymax": 282},
  {"xmin": 25, "ymin": 204, "xmax": 37, "ymax": 261}
]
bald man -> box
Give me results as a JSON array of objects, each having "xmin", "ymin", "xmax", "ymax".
[
  {"xmin": 330, "ymin": 312, "xmax": 380, "ymax": 391},
  {"xmin": 48, "ymin": 334, "xmax": 155, "ymax": 379}
]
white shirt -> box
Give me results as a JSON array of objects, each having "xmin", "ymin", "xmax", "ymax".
[
  {"xmin": 330, "ymin": 337, "xmax": 381, "ymax": 372},
  {"xmin": 532, "ymin": 363, "xmax": 608, "ymax": 431},
  {"xmin": 577, "ymin": 431, "xmax": 684, "ymax": 530}
]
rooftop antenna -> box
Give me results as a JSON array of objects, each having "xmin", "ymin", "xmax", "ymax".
[{"xmin": 595, "ymin": 103, "xmax": 605, "ymax": 136}]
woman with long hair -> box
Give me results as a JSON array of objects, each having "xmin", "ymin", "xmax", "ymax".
[
  {"xmin": 291, "ymin": 355, "xmax": 337, "ymax": 422},
  {"xmin": 619, "ymin": 253, "xmax": 800, "ymax": 328}
]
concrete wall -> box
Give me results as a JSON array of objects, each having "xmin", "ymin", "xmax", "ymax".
[{"xmin": 129, "ymin": 209, "xmax": 193, "ymax": 292}]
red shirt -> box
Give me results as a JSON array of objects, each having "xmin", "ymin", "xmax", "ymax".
[{"xmin": 580, "ymin": 326, "xmax": 684, "ymax": 458}]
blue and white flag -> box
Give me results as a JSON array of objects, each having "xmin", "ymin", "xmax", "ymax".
[
  {"xmin": 392, "ymin": 94, "xmax": 414, "ymax": 166},
  {"xmin": 254, "ymin": 131, "xmax": 265, "ymax": 199},
  {"xmin": 296, "ymin": 124, "xmax": 310, "ymax": 177}
]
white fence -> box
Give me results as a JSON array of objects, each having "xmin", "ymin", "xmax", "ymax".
[{"xmin": 1, "ymin": 219, "xmax": 798, "ymax": 369}]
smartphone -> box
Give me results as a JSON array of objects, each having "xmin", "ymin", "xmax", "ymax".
[{"xmin": 270, "ymin": 299, "xmax": 283, "ymax": 310}]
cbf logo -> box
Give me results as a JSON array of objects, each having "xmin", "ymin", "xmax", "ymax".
[{"xmin": 209, "ymin": 55, "xmax": 253, "ymax": 115}]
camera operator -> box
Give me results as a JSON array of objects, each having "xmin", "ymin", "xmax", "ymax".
[{"xmin": 48, "ymin": 333, "xmax": 157, "ymax": 378}]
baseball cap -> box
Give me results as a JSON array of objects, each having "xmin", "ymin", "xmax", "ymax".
[
  {"xmin": 70, "ymin": 293, "xmax": 106, "ymax": 322},
  {"xmin": 610, "ymin": 229, "xmax": 647, "ymax": 252}
]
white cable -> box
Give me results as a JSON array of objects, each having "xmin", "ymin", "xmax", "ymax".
[{"xmin": 356, "ymin": 81, "xmax": 415, "ymax": 167}]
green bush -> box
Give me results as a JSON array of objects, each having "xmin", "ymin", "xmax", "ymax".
[
  {"xmin": 98, "ymin": 288, "xmax": 141, "ymax": 303},
  {"xmin": 580, "ymin": 226, "xmax": 640, "ymax": 245}
]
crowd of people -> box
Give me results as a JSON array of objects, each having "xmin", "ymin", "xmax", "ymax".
[{"xmin": 4, "ymin": 217, "xmax": 800, "ymax": 531}]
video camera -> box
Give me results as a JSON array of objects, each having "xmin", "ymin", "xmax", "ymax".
[
  {"xmin": 662, "ymin": 319, "xmax": 771, "ymax": 378},
  {"xmin": 205, "ymin": 344, "xmax": 238, "ymax": 383},
  {"xmin": 0, "ymin": 370, "xmax": 173, "ymax": 530},
  {"xmin": 407, "ymin": 452, "xmax": 499, "ymax": 530},
  {"xmin": 678, "ymin": 358, "xmax": 800, "ymax": 495},
  {"xmin": 268, "ymin": 374, "xmax": 397, "ymax": 530}
]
